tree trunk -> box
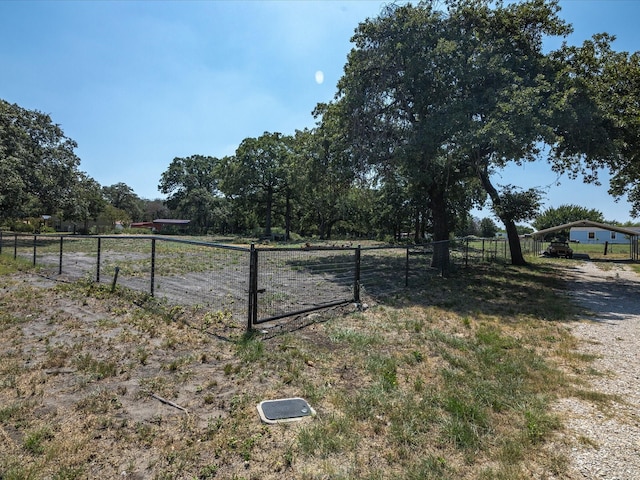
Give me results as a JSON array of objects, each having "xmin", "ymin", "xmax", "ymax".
[
  {"xmin": 318, "ymin": 213, "xmax": 327, "ymax": 240},
  {"xmin": 326, "ymin": 221, "xmax": 334, "ymax": 240},
  {"xmin": 504, "ymin": 219, "xmax": 525, "ymax": 265},
  {"xmin": 477, "ymin": 163, "xmax": 526, "ymax": 266},
  {"xmin": 414, "ymin": 208, "xmax": 421, "ymax": 243},
  {"xmin": 265, "ymin": 189, "xmax": 273, "ymax": 237},
  {"xmin": 429, "ymin": 189, "xmax": 450, "ymax": 271},
  {"xmin": 285, "ymin": 190, "xmax": 291, "ymax": 241}
]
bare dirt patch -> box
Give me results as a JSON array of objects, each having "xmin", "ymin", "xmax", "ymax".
[{"xmin": 0, "ymin": 271, "xmax": 248, "ymax": 479}]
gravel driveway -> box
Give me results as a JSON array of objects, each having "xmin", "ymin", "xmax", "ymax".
[{"xmin": 554, "ymin": 261, "xmax": 640, "ymax": 480}]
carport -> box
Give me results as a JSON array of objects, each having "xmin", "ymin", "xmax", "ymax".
[{"xmin": 532, "ymin": 220, "xmax": 640, "ymax": 261}]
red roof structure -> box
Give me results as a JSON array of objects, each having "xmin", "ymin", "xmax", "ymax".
[{"xmin": 130, "ymin": 219, "xmax": 190, "ymax": 231}]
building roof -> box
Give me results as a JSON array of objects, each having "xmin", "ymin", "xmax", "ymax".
[
  {"xmin": 130, "ymin": 219, "xmax": 190, "ymax": 229},
  {"xmin": 533, "ymin": 220, "xmax": 640, "ymax": 239},
  {"xmin": 152, "ymin": 219, "xmax": 190, "ymax": 225}
]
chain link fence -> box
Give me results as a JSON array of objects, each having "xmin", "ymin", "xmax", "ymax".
[{"xmin": 0, "ymin": 232, "xmax": 536, "ymax": 329}]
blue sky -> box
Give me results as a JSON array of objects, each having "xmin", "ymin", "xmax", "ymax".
[{"xmin": 1, "ymin": 0, "xmax": 639, "ymax": 224}]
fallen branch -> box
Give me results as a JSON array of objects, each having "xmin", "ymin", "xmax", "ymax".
[{"xmin": 149, "ymin": 393, "xmax": 188, "ymax": 414}]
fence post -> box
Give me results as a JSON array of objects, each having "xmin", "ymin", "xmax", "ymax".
[
  {"xmin": 150, "ymin": 238, "xmax": 156, "ymax": 297},
  {"xmin": 14, "ymin": 234, "xmax": 18, "ymax": 260},
  {"xmin": 59, "ymin": 236, "xmax": 63, "ymax": 275},
  {"xmin": 96, "ymin": 237, "xmax": 101, "ymax": 283},
  {"xmin": 247, "ymin": 244, "xmax": 258, "ymax": 331},
  {"xmin": 33, "ymin": 235, "xmax": 37, "ymax": 266},
  {"xmin": 354, "ymin": 245, "xmax": 361, "ymax": 303},
  {"xmin": 0, "ymin": 231, "xmax": 2, "ymax": 255}
]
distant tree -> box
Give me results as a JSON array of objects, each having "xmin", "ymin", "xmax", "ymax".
[
  {"xmin": 141, "ymin": 199, "xmax": 170, "ymax": 222},
  {"xmin": 374, "ymin": 172, "xmax": 415, "ymax": 241},
  {"xmin": 532, "ymin": 204, "xmax": 604, "ymax": 231},
  {"xmin": 480, "ymin": 218, "xmax": 499, "ymax": 238},
  {"xmin": 0, "ymin": 99, "xmax": 84, "ymax": 219},
  {"xmin": 221, "ymin": 133, "xmax": 293, "ymax": 237},
  {"xmin": 158, "ymin": 155, "xmax": 223, "ymax": 233},
  {"xmin": 100, "ymin": 205, "xmax": 131, "ymax": 232},
  {"xmin": 102, "ymin": 183, "xmax": 143, "ymax": 222},
  {"xmin": 455, "ymin": 214, "xmax": 481, "ymax": 238},
  {"xmin": 516, "ymin": 224, "xmax": 535, "ymax": 235},
  {"xmin": 532, "ymin": 204, "xmax": 604, "ymax": 240},
  {"xmin": 65, "ymin": 174, "xmax": 106, "ymax": 231},
  {"xmin": 293, "ymin": 116, "xmax": 361, "ymax": 240}
]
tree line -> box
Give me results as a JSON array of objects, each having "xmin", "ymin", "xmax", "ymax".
[
  {"xmin": 2, "ymin": 0, "xmax": 640, "ymax": 264},
  {"xmin": 0, "ymin": 96, "xmax": 167, "ymax": 232}
]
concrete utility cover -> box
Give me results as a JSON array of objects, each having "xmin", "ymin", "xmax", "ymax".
[{"xmin": 257, "ymin": 397, "xmax": 315, "ymax": 424}]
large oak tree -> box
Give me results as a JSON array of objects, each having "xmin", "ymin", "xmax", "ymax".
[
  {"xmin": 158, "ymin": 154, "xmax": 225, "ymax": 233},
  {"xmin": 0, "ymin": 99, "xmax": 87, "ymax": 220}
]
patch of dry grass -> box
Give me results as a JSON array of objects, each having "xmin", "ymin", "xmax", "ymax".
[{"xmin": 0, "ymin": 253, "xmax": 598, "ymax": 479}]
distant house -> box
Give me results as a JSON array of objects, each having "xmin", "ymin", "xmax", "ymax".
[
  {"xmin": 570, "ymin": 226, "xmax": 640, "ymax": 244},
  {"xmin": 534, "ymin": 220, "xmax": 640, "ymax": 245},
  {"xmin": 130, "ymin": 219, "xmax": 190, "ymax": 232}
]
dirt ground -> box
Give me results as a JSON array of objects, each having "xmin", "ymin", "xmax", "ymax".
[
  {"xmin": 5, "ymin": 255, "xmax": 631, "ymax": 479},
  {"xmin": 0, "ymin": 269, "xmax": 249, "ymax": 478}
]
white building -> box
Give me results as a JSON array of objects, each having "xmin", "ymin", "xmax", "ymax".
[
  {"xmin": 569, "ymin": 226, "xmax": 640, "ymax": 244},
  {"xmin": 533, "ymin": 220, "xmax": 640, "ymax": 245}
]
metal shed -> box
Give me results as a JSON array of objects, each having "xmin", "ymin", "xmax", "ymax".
[{"xmin": 532, "ymin": 220, "xmax": 640, "ymax": 261}]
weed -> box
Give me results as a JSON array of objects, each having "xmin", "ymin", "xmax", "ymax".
[
  {"xmin": 236, "ymin": 332, "xmax": 264, "ymax": 362},
  {"xmin": 329, "ymin": 327, "xmax": 382, "ymax": 351},
  {"xmin": 406, "ymin": 455, "xmax": 452, "ymax": 480},
  {"xmin": 571, "ymin": 388, "xmax": 619, "ymax": 408},
  {"xmin": 298, "ymin": 414, "xmax": 356, "ymax": 457},
  {"xmin": 366, "ymin": 354, "xmax": 398, "ymax": 392},
  {"xmin": 524, "ymin": 407, "xmax": 561, "ymax": 444},
  {"xmin": 52, "ymin": 466, "xmax": 84, "ymax": 480},
  {"xmin": 441, "ymin": 395, "xmax": 488, "ymax": 450},
  {"xmin": 577, "ymin": 435, "xmax": 599, "ymax": 448},
  {"xmin": 23, "ymin": 426, "xmax": 54, "ymax": 455},
  {"xmin": 135, "ymin": 422, "xmax": 156, "ymax": 446},
  {"xmin": 387, "ymin": 391, "xmax": 438, "ymax": 447},
  {"xmin": 0, "ymin": 464, "xmax": 38, "ymax": 480},
  {"xmin": 162, "ymin": 333, "xmax": 178, "ymax": 350},
  {"xmin": 198, "ymin": 464, "xmax": 219, "ymax": 479},
  {"xmin": 75, "ymin": 389, "xmax": 123, "ymax": 415},
  {"xmin": 201, "ymin": 309, "xmax": 231, "ymax": 330},
  {"xmin": 0, "ymin": 402, "xmax": 27, "ymax": 422},
  {"xmin": 73, "ymin": 352, "xmax": 118, "ymax": 380},
  {"xmin": 342, "ymin": 383, "xmax": 387, "ymax": 421},
  {"xmin": 136, "ymin": 347, "xmax": 149, "ymax": 365}
]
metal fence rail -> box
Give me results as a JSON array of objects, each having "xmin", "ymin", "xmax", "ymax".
[
  {"xmin": 152, "ymin": 239, "xmax": 249, "ymax": 321},
  {"xmin": 252, "ymin": 247, "xmax": 356, "ymax": 325},
  {"xmin": 1, "ymin": 232, "xmax": 530, "ymax": 330}
]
